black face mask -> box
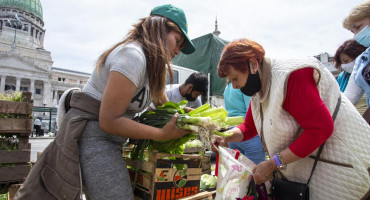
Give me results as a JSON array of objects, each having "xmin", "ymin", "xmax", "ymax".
[
  {"xmin": 240, "ymin": 65, "xmax": 261, "ymax": 96},
  {"xmin": 184, "ymin": 90, "xmax": 197, "ymax": 101}
]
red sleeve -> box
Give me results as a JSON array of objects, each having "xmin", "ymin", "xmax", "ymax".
[
  {"xmin": 237, "ymin": 102, "xmax": 258, "ymax": 141},
  {"xmin": 284, "ymin": 68, "xmax": 334, "ymax": 158}
]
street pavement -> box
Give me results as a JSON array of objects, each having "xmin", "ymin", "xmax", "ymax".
[{"xmin": 29, "ymin": 137, "xmax": 54, "ymax": 162}]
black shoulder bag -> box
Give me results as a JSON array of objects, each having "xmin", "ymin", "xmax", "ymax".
[{"xmin": 260, "ymin": 96, "xmax": 341, "ymax": 200}]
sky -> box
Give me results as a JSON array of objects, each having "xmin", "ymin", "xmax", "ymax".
[{"xmin": 41, "ymin": 0, "xmax": 363, "ymax": 74}]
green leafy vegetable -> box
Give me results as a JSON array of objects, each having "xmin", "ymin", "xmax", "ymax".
[
  {"xmin": 213, "ymin": 130, "xmax": 233, "ymax": 137},
  {"xmin": 0, "ymin": 91, "xmax": 23, "ymax": 102},
  {"xmin": 200, "ymin": 174, "xmax": 217, "ymax": 190},
  {"xmin": 184, "ymin": 139, "xmax": 203, "ymax": 148},
  {"xmin": 224, "ymin": 116, "xmax": 244, "ymax": 126}
]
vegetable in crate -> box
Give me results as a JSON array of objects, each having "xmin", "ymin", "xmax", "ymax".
[
  {"xmin": 184, "ymin": 139, "xmax": 203, "ymax": 148},
  {"xmin": 0, "ymin": 91, "xmax": 24, "ymax": 119},
  {"xmin": 0, "ymin": 91, "xmax": 23, "ymax": 102},
  {"xmin": 200, "ymin": 174, "xmax": 217, "ymax": 190}
]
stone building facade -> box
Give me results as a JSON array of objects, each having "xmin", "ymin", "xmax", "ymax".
[{"xmin": 0, "ymin": 0, "xmax": 90, "ymax": 110}]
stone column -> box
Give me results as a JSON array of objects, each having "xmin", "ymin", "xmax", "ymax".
[
  {"xmin": 16, "ymin": 77, "xmax": 21, "ymax": 91},
  {"xmin": 52, "ymin": 90, "xmax": 58, "ymax": 106},
  {"xmin": 52, "ymin": 90, "xmax": 55, "ymax": 104},
  {"xmin": 30, "ymin": 79, "xmax": 35, "ymax": 99},
  {"xmin": 0, "ymin": 75, "xmax": 6, "ymax": 93},
  {"xmin": 43, "ymin": 80, "xmax": 52, "ymax": 106}
]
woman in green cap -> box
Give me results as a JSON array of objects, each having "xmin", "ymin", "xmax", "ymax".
[{"xmin": 15, "ymin": 4, "xmax": 195, "ymax": 200}]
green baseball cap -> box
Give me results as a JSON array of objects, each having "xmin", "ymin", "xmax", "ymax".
[{"xmin": 150, "ymin": 4, "xmax": 195, "ymax": 54}]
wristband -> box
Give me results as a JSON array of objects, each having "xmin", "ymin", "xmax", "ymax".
[{"xmin": 273, "ymin": 153, "xmax": 287, "ymax": 169}]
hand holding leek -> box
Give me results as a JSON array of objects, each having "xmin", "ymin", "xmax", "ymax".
[
  {"xmin": 132, "ymin": 100, "xmax": 244, "ymax": 157},
  {"xmin": 211, "ymin": 127, "xmax": 245, "ymax": 152},
  {"xmin": 160, "ymin": 113, "xmax": 191, "ymax": 140}
]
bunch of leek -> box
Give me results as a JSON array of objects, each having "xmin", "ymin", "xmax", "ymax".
[{"xmin": 131, "ymin": 100, "xmax": 244, "ymax": 159}]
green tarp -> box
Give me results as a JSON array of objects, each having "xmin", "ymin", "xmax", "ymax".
[{"xmin": 172, "ymin": 33, "xmax": 228, "ymax": 96}]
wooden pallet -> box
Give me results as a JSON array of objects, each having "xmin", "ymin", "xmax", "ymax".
[
  {"xmin": 0, "ymin": 92, "xmax": 33, "ymax": 184},
  {"xmin": 0, "ymin": 149, "xmax": 31, "ymax": 183}
]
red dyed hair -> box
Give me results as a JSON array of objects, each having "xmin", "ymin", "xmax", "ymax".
[
  {"xmin": 333, "ymin": 39, "xmax": 366, "ymax": 69},
  {"xmin": 218, "ymin": 38, "xmax": 265, "ymax": 78}
]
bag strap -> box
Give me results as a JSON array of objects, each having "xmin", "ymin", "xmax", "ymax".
[
  {"xmin": 248, "ymin": 178, "xmax": 258, "ymax": 198},
  {"xmin": 307, "ymin": 95, "xmax": 341, "ymax": 184},
  {"xmin": 215, "ymin": 149, "xmax": 219, "ymax": 177}
]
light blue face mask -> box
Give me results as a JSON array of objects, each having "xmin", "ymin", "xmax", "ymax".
[{"xmin": 354, "ymin": 25, "xmax": 370, "ymax": 47}]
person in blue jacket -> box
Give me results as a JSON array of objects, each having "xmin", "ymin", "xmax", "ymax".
[{"xmin": 223, "ymin": 82, "xmax": 265, "ymax": 164}]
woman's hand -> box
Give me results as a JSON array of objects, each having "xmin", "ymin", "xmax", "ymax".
[
  {"xmin": 252, "ymin": 159, "xmax": 277, "ymax": 184},
  {"xmin": 211, "ymin": 127, "xmax": 244, "ymax": 151},
  {"xmin": 211, "ymin": 135, "xmax": 223, "ymax": 151},
  {"xmin": 184, "ymin": 107, "xmax": 194, "ymax": 113},
  {"xmin": 159, "ymin": 113, "xmax": 191, "ymax": 140}
]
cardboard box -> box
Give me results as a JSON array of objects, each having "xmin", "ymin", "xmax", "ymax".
[{"xmin": 123, "ymin": 147, "xmax": 203, "ymax": 200}]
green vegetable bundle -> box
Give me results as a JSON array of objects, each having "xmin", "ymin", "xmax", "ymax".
[{"xmin": 131, "ymin": 100, "xmax": 244, "ymax": 159}]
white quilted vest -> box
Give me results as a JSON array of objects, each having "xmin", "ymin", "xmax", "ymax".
[{"xmin": 251, "ymin": 57, "xmax": 370, "ymax": 200}]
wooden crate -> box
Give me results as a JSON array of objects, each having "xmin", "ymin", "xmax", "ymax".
[
  {"xmin": 123, "ymin": 147, "xmax": 204, "ymax": 200},
  {"xmin": 0, "ymin": 118, "xmax": 33, "ymax": 135},
  {"xmin": 175, "ymin": 148, "xmax": 211, "ymax": 175},
  {"xmin": 201, "ymin": 156, "xmax": 211, "ymax": 175},
  {"xmin": 183, "ymin": 147, "xmax": 204, "ymax": 154},
  {"xmin": 0, "ymin": 92, "xmax": 33, "ymax": 184},
  {"xmin": 0, "ymin": 92, "xmax": 33, "ymax": 136},
  {"xmin": 179, "ymin": 190, "xmax": 216, "ymax": 200}
]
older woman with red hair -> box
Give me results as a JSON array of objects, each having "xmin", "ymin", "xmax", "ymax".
[{"xmin": 212, "ymin": 38, "xmax": 370, "ymax": 199}]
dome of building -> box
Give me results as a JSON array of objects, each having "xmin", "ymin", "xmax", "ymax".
[{"xmin": 0, "ymin": 0, "xmax": 43, "ymax": 20}]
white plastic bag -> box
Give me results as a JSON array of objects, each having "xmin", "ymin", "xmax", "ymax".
[{"xmin": 215, "ymin": 146, "xmax": 256, "ymax": 200}]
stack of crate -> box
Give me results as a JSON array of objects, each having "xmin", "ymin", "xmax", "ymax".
[
  {"xmin": 123, "ymin": 147, "xmax": 204, "ymax": 200},
  {"xmin": 0, "ymin": 92, "xmax": 33, "ymax": 198}
]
